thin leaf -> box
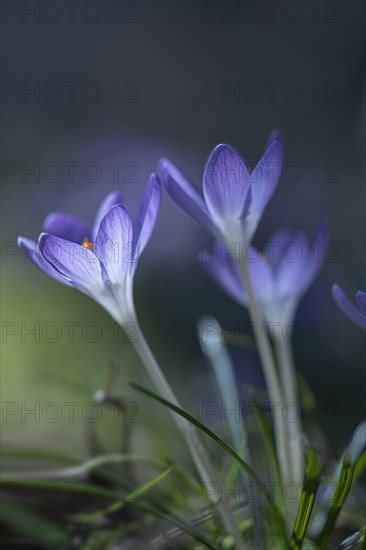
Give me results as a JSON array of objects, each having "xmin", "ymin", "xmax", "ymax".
[
  {"xmin": 353, "ymin": 451, "xmax": 366, "ymax": 482},
  {"xmin": 130, "ymin": 382, "xmax": 288, "ymax": 544},
  {"xmin": 317, "ymin": 457, "xmax": 354, "ymax": 548},
  {"xmin": 1, "ymin": 448, "xmax": 80, "ymax": 465},
  {"xmin": 311, "ymin": 421, "xmax": 366, "ymax": 540},
  {"xmin": 289, "ymin": 449, "xmax": 321, "ymax": 550},
  {"xmin": 153, "ymin": 442, "xmax": 204, "ymax": 501},
  {"xmin": 78, "ymin": 466, "xmax": 174, "ymax": 521},
  {"xmin": 248, "ymin": 388, "xmax": 281, "ymax": 487},
  {"xmin": 1, "ymin": 453, "xmax": 164, "ymax": 480},
  {"xmin": 126, "ymin": 465, "xmax": 174, "ymax": 501},
  {"xmin": 0, "ymin": 478, "xmax": 113, "ymax": 500},
  {"xmin": 339, "ymin": 421, "xmax": 366, "ymax": 466}
]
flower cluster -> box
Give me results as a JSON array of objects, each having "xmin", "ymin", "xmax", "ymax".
[{"xmin": 18, "ymin": 132, "xmax": 362, "ymax": 332}]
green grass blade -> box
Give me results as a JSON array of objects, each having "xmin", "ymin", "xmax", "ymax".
[
  {"xmin": 311, "ymin": 421, "xmax": 365, "ymax": 541},
  {"xmin": 289, "ymin": 449, "xmax": 321, "ymax": 550},
  {"xmin": 1, "ymin": 448, "xmax": 81, "ymax": 465},
  {"xmin": 247, "ymin": 388, "xmax": 282, "ymax": 487},
  {"xmin": 0, "ymin": 478, "xmax": 114, "ymax": 500},
  {"xmin": 126, "ymin": 465, "xmax": 174, "ymax": 501},
  {"xmin": 317, "ymin": 457, "xmax": 354, "ymax": 548},
  {"xmin": 353, "ymin": 450, "xmax": 366, "ymax": 482},
  {"xmin": 340, "ymin": 421, "xmax": 366, "ymax": 466},
  {"xmin": 130, "ymin": 382, "xmax": 288, "ymax": 544},
  {"xmin": 1, "ymin": 453, "xmax": 164, "ymax": 480},
  {"xmin": 78, "ymin": 465, "xmax": 174, "ymax": 521}
]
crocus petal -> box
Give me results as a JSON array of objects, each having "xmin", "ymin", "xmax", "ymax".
[
  {"xmin": 264, "ymin": 228, "xmax": 292, "ymax": 267},
  {"xmin": 246, "ymin": 133, "xmax": 283, "ymax": 231},
  {"xmin": 247, "ymin": 247, "xmax": 274, "ymax": 303},
  {"xmin": 92, "ymin": 191, "xmax": 126, "ymax": 241},
  {"xmin": 133, "ymin": 174, "xmax": 161, "ymax": 262},
  {"xmin": 43, "ymin": 213, "xmax": 92, "ymax": 244},
  {"xmin": 203, "ymin": 144, "xmax": 250, "ymax": 225},
  {"xmin": 199, "ymin": 245, "xmax": 246, "ymax": 306},
  {"xmin": 158, "ymin": 158, "xmax": 213, "ymax": 230},
  {"xmin": 332, "ymin": 284, "xmax": 366, "ymax": 330},
  {"xmin": 17, "ymin": 236, "xmax": 72, "ymax": 286},
  {"xmin": 276, "ymin": 231, "xmax": 309, "ymax": 297},
  {"xmin": 356, "ymin": 291, "xmax": 366, "ymax": 313},
  {"xmin": 39, "ymin": 233, "xmax": 105, "ymax": 298},
  {"xmin": 295, "ymin": 222, "xmax": 329, "ymax": 297},
  {"xmin": 94, "ymin": 205, "xmax": 133, "ymax": 285}
]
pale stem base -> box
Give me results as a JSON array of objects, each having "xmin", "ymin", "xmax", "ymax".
[
  {"xmin": 238, "ymin": 259, "xmax": 291, "ymax": 490},
  {"xmin": 274, "ymin": 330, "xmax": 304, "ymax": 486},
  {"xmin": 129, "ymin": 322, "xmax": 246, "ymax": 550}
]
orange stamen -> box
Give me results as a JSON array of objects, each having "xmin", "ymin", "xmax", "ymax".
[{"xmin": 82, "ymin": 238, "xmax": 93, "ymax": 251}]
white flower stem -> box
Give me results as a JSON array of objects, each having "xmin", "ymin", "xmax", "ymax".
[
  {"xmin": 129, "ymin": 321, "xmax": 246, "ymax": 550},
  {"xmin": 274, "ymin": 329, "xmax": 304, "ymax": 486},
  {"xmin": 238, "ymin": 259, "xmax": 291, "ymax": 488}
]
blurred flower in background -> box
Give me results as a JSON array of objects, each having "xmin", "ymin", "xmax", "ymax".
[
  {"xmin": 332, "ymin": 283, "xmax": 366, "ymax": 329},
  {"xmin": 201, "ymin": 222, "xmax": 329, "ymax": 331}
]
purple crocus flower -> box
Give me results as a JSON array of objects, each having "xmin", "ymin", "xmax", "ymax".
[
  {"xmin": 200, "ymin": 222, "xmax": 329, "ymax": 328},
  {"xmin": 332, "ymin": 284, "xmax": 366, "ymax": 329},
  {"xmin": 17, "ymin": 176, "xmax": 161, "ymax": 325},
  {"xmin": 158, "ymin": 131, "xmax": 283, "ymax": 246}
]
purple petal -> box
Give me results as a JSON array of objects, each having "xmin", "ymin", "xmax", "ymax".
[
  {"xmin": 199, "ymin": 245, "xmax": 246, "ymax": 306},
  {"xmin": 247, "ymin": 133, "xmax": 283, "ymax": 227},
  {"xmin": 264, "ymin": 228, "xmax": 292, "ymax": 266},
  {"xmin": 332, "ymin": 284, "xmax": 366, "ymax": 330},
  {"xmin": 203, "ymin": 144, "xmax": 250, "ymax": 225},
  {"xmin": 276, "ymin": 231, "xmax": 309, "ymax": 297},
  {"xmin": 17, "ymin": 236, "xmax": 72, "ymax": 286},
  {"xmin": 133, "ymin": 174, "xmax": 161, "ymax": 262},
  {"xmin": 246, "ymin": 247, "xmax": 274, "ymax": 303},
  {"xmin": 275, "ymin": 222, "xmax": 329, "ymax": 300},
  {"xmin": 39, "ymin": 233, "xmax": 105, "ymax": 297},
  {"xmin": 43, "ymin": 213, "xmax": 92, "ymax": 244},
  {"xmin": 158, "ymin": 158, "xmax": 213, "ymax": 231},
  {"xmin": 295, "ymin": 222, "xmax": 329, "ymax": 296},
  {"xmin": 94, "ymin": 205, "xmax": 133, "ymax": 284},
  {"xmin": 92, "ymin": 191, "xmax": 126, "ymax": 241},
  {"xmin": 356, "ymin": 291, "xmax": 366, "ymax": 314}
]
